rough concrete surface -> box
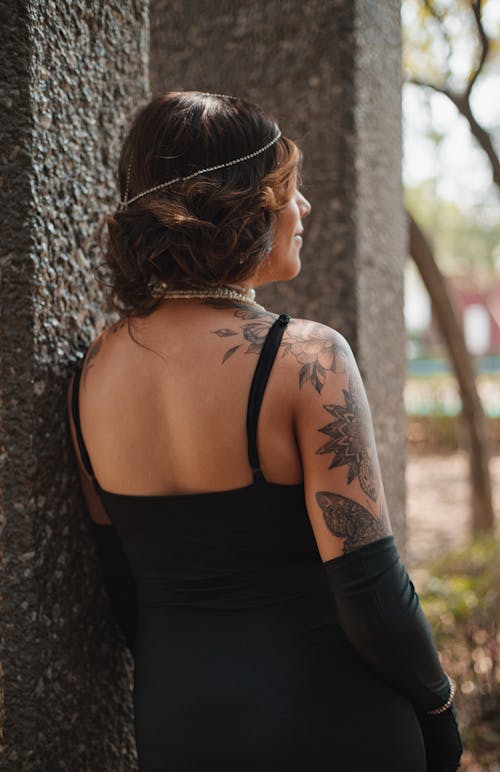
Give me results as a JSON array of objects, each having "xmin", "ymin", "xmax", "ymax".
[{"xmin": 0, "ymin": 1, "xmax": 149, "ymax": 768}]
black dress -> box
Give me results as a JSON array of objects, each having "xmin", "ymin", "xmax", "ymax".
[{"xmin": 71, "ymin": 313, "xmax": 426, "ymax": 772}]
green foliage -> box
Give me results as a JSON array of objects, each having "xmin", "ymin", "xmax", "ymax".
[
  {"xmin": 420, "ymin": 535, "xmax": 500, "ymax": 634},
  {"xmin": 419, "ymin": 535, "xmax": 500, "ymax": 766}
]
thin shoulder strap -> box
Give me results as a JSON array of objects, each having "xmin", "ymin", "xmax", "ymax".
[
  {"xmin": 70, "ymin": 355, "xmax": 101, "ymax": 492},
  {"xmin": 246, "ymin": 313, "xmax": 290, "ymax": 484}
]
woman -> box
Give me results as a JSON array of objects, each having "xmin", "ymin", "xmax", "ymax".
[{"xmin": 67, "ymin": 91, "xmax": 463, "ymax": 771}]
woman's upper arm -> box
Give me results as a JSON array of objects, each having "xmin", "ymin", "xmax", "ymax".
[
  {"xmin": 292, "ymin": 322, "xmax": 392, "ymax": 561},
  {"xmin": 66, "ymin": 370, "xmax": 112, "ymax": 525}
]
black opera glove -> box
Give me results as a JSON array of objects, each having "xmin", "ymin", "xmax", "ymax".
[
  {"xmin": 416, "ymin": 703, "xmax": 463, "ymax": 771},
  {"xmin": 89, "ymin": 520, "xmax": 138, "ymax": 657},
  {"xmin": 323, "ymin": 535, "xmax": 463, "ymax": 770}
]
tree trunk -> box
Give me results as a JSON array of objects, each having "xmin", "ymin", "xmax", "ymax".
[{"xmin": 407, "ymin": 211, "xmax": 495, "ymax": 534}]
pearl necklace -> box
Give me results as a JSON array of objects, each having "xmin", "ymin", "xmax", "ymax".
[{"xmin": 156, "ymin": 283, "xmax": 263, "ymax": 308}]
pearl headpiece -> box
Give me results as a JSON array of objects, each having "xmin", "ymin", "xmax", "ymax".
[{"xmin": 119, "ymin": 92, "xmax": 281, "ymax": 210}]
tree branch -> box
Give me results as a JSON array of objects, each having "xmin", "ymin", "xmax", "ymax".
[
  {"xmin": 422, "ymin": 0, "xmax": 453, "ymax": 72},
  {"xmin": 404, "ymin": 1, "xmax": 500, "ymax": 187},
  {"xmin": 444, "ymin": 91, "xmax": 500, "ymax": 186},
  {"xmin": 467, "ymin": 0, "xmax": 490, "ymax": 97},
  {"xmin": 404, "ymin": 76, "xmax": 451, "ymax": 99}
]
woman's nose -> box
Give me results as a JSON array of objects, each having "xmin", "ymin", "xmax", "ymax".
[{"xmin": 299, "ymin": 192, "xmax": 312, "ymax": 217}]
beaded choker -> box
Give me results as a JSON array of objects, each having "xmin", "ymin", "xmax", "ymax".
[{"xmin": 153, "ymin": 283, "xmax": 263, "ymax": 308}]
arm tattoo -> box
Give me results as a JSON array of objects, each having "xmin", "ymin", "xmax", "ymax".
[
  {"xmin": 315, "ymin": 372, "xmax": 379, "ymax": 503},
  {"xmin": 316, "ymin": 491, "xmax": 391, "ymax": 554},
  {"xmin": 211, "ymin": 301, "xmax": 348, "ymax": 391},
  {"xmin": 289, "ymin": 325, "xmax": 348, "ymax": 393}
]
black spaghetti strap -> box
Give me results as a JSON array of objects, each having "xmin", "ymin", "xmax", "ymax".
[
  {"xmin": 70, "ymin": 356, "xmax": 101, "ymax": 491},
  {"xmin": 246, "ymin": 313, "xmax": 290, "ymax": 484}
]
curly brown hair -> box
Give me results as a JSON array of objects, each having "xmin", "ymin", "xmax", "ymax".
[{"xmin": 96, "ymin": 90, "xmax": 303, "ymax": 318}]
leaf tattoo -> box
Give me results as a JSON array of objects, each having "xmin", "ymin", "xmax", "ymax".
[
  {"xmin": 110, "ymin": 319, "xmax": 127, "ymax": 334},
  {"xmin": 211, "ymin": 306, "xmax": 278, "ymax": 363},
  {"xmin": 82, "ymin": 336, "xmax": 103, "ymax": 390},
  {"xmin": 214, "ymin": 328, "xmax": 239, "ymax": 338},
  {"xmin": 222, "ymin": 345, "xmax": 242, "ymax": 363}
]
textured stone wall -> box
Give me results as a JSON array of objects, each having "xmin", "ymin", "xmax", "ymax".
[
  {"xmin": 0, "ymin": 1, "xmax": 149, "ymax": 768},
  {"xmin": 150, "ymin": 0, "xmax": 407, "ymax": 545}
]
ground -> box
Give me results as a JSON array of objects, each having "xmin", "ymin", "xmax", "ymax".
[{"xmin": 406, "ymin": 450, "xmax": 500, "ymax": 567}]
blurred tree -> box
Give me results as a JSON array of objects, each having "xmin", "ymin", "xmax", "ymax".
[
  {"xmin": 404, "ymin": 182, "xmax": 499, "ymax": 280},
  {"xmin": 403, "ymin": 0, "xmax": 500, "ymax": 534}
]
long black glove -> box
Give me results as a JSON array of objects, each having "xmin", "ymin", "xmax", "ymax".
[
  {"xmin": 89, "ymin": 520, "xmax": 138, "ymax": 657},
  {"xmin": 416, "ymin": 703, "xmax": 463, "ymax": 771},
  {"xmin": 323, "ymin": 535, "xmax": 463, "ymax": 769}
]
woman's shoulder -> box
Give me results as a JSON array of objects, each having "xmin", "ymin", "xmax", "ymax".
[
  {"xmin": 77, "ymin": 310, "xmax": 354, "ymax": 388},
  {"xmin": 253, "ymin": 313, "xmax": 352, "ymax": 405},
  {"xmin": 75, "ymin": 317, "xmax": 129, "ymax": 387},
  {"xmin": 284, "ymin": 314, "xmax": 352, "ymax": 371},
  {"xmin": 286, "ymin": 315, "xmax": 350, "ymax": 346}
]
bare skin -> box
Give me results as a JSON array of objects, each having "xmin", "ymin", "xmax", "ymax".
[{"xmin": 68, "ymin": 180, "xmax": 391, "ymax": 557}]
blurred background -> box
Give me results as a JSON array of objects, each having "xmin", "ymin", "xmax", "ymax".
[{"xmin": 402, "ymin": 1, "xmax": 499, "ymax": 768}]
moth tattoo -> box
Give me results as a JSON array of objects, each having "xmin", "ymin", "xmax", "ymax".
[{"xmin": 316, "ymin": 491, "xmax": 390, "ymax": 554}]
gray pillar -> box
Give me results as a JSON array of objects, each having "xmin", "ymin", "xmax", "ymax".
[
  {"xmin": 150, "ymin": 0, "xmax": 407, "ymax": 548},
  {"xmin": 0, "ymin": 2, "xmax": 149, "ymax": 768},
  {"xmin": 354, "ymin": 1, "xmax": 407, "ymax": 551}
]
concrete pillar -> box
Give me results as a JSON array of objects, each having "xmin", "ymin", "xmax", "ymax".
[
  {"xmin": 0, "ymin": 1, "xmax": 149, "ymax": 768},
  {"xmin": 150, "ymin": 0, "xmax": 407, "ymax": 547}
]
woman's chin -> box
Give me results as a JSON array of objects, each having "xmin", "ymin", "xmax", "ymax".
[
  {"xmin": 275, "ymin": 258, "xmax": 301, "ymax": 282},
  {"xmin": 289, "ymin": 255, "xmax": 302, "ymax": 279}
]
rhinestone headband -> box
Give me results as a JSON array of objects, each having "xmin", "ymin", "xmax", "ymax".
[{"xmin": 118, "ymin": 92, "xmax": 281, "ymax": 209}]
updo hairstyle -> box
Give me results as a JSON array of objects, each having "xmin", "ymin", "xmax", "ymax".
[{"xmin": 97, "ymin": 90, "xmax": 303, "ymax": 318}]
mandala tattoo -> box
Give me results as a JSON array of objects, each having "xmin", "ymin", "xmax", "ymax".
[
  {"xmin": 211, "ymin": 301, "xmax": 348, "ymax": 391},
  {"xmin": 315, "ymin": 372, "xmax": 378, "ymax": 502},
  {"xmin": 316, "ymin": 491, "xmax": 390, "ymax": 554}
]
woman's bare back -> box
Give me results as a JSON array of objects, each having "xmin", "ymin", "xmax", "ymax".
[{"xmin": 77, "ymin": 301, "xmax": 305, "ymax": 499}]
